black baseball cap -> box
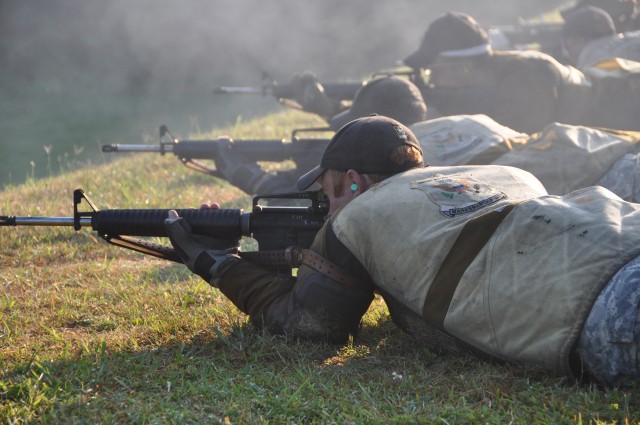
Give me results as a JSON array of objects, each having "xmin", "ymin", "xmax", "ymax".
[
  {"xmin": 562, "ymin": 6, "xmax": 616, "ymax": 40},
  {"xmin": 404, "ymin": 12, "xmax": 491, "ymax": 69},
  {"xmin": 296, "ymin": 115, "xmax": 424, "ymax": 191},
  {"xmin": 562, "ymin": 0, "xmax": 637, "ymax": 31},
  {"xmin": 328, "ymin": 75, "xmax": 427, "ymax": 130}
]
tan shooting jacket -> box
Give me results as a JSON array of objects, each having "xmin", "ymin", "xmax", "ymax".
[
  {"xmin": 411, "ymin": 115, "xmax": 640, "ymax": 199},
  {"xmin": 331, "ymin": 165, "xmax": 640, "ymax": 375}
]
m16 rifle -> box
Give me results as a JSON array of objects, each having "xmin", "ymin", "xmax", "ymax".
[
  {"xmin": 487, "ymin": 22, "xmax": 566, "ymax": 60},
  {"xmin": 213, "ymin": 71, "xmax": 366, "ymax": 108},
  {"xmin": 0, "ymin": 189, "xmax": 329, "ymax": 275},
  {"xmin": 212, "ymin": 69, "xmax": 478, "ymax": 120},
  {"xmin": 102, "ymin": 125, "xmax": 330, "ymax": 180}
]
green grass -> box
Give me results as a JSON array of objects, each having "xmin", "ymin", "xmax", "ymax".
[{"xmin": 1, "ymin": 109, "xmax": 639, "ymax": 424}]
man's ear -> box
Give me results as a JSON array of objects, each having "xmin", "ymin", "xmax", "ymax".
[{"xmin": 345, "ymin": 169, "xmax": 368, "ymax": 194}]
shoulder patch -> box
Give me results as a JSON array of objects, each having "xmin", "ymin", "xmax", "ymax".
[{"xmin": 412, "ymin": 174, "xmax": 506, "ymax": 217}]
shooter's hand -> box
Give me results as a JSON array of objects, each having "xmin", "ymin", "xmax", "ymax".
[{"xmin": 165, "ymin": 210, "xmax": 240, "ymax": 283}]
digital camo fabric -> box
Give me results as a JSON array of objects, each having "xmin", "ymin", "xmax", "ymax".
[
  {"xmin": 597, "ymin": 152, "xmax": 640, "ymax": 202},
  {"xmin": 578, "ymin": 254, "xmax": 640, "ymax": 386}
]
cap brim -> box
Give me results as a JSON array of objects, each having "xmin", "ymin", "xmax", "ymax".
[
  {"xmin": 403, "ymin": 47, "xmax": 436, "ymax": 69},
  {"xmin": 328, "ymin": 108, "xmax": 356, "ymax": 131},
  {"xmin": 296, "ymin": 165, "xmax": 326, "ymax": 191}
]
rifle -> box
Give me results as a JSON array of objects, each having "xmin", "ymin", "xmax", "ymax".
[
  {"xmin": 211, "ymin": 68, "xmax": 470, "ymax": 115},
  {"xmin": 102, "ymin": 125, "xmax": 330, "ymax": 179},
  {"xmin": 487, "ymin": 22, "xmax": 566, "ymax": 59},
  {"xmin": 0, "ymin": 189, "xmax": 329, "ymax": 275},
  {"xmin": 214, "ymin": 71, "xmax": 366, "ymax": 107}
]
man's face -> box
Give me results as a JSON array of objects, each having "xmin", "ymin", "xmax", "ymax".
[{"xmin": 319, "ymin": 171, "xmax": 357, "ymax": 215}]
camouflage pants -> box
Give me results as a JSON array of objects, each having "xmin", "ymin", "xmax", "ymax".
[
  {"xmin": 597, "ymin": 153, "xmax": 640, "ymax": 203},
  {"xmin": 577, "ymin": 255, "xmax": 640, "ymax": 387}
]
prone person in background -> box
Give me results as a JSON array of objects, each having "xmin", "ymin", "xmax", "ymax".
[
  {"xmin": 404, "ymin": 11, "xmax": 640, "ymax": 132},
  {"xmin": 216, "ymin": 72, "xmax": 640, "ymax": 200},
  {"xmin": 166, "ymin": 115, "xmax": 640, "ymax": 387},
  {"xmin": 411, "ymin": 114, "xmax": 640, "ymax": 203},
  {"xmin": 402, "ymin": 11, "xmax": 589, "ymax": 134},
  {"xmin": 561, "ymin": 5, "xmax": 640, "ymax": 69},
  {"xmin": 213, "ymin": 75, "xmax": 427, "ymax": 195},
  {"xmin": 562, "ymin": 0, "xmax": 640, "ymax": 33},
  {"xmin": 558, "ymin": 5, "xmax": 640, "ymax": 132},
  {"xmin": 288, "ymin": 72, "xmax": 427, "ymax": 131},
  {"xmin": 321, "ymin": 75, "xmax": 640, "ymax": 202}
]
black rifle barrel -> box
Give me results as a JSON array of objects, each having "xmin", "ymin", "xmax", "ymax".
[
  {"xmin": 101, "ymin": 144, "xmax": 163, "ymax": 153},
  {"xmin": 0, "ymin": 209, "xmax": 246, "ymax": 238},
  {"xmin": 103, "ymin": 139, "xmax": 288, "ymax": 156},
  {"xmin": 213, "ymin": 87, "xmax": 265, "ymax": 95},
  {"xmin": 487, "ymin": 23, "xmax": 563, "ymax": 53},
  {"xmin": 101, "ymin": 139, "xmax": 329, "ymax": 163},
  {"xmin": 1, "ymin": 205, "xmax": 325, "ymax": 241},
  {"xmin": 214, "ymin": 81, "xmax": 365, "ymax": 100},
  {"xmin": 1, "ymin": 190, "xmax": 329, "ymax": 258},
  {"xmin": 0, "ymin": 216, "xmax": 90, "ymax": 226}
]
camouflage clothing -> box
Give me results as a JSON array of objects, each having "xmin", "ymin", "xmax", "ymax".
[
  {"xmin": 597, "ymin": 153, "xmax": 640, "ymax": 202},
  {"xmin": 577, "ymin": 255, "xmax": 640, "ymax": 386}
]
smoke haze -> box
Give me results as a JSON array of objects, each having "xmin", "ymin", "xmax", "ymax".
[{"xmin": 0, "ymin": 0, "xmax": 567, "ymax": 186}]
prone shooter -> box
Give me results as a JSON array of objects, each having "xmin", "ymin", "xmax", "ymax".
[{"xmin": 104, "ymin": 75, "xmax": 428, "ymax": 195}]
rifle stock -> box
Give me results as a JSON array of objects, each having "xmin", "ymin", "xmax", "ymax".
[{"xmin": 1, "ymin": 189, "xmax": 329, "ymax": 274}]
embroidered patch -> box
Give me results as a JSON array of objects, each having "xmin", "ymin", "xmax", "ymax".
[{"xmin": 413, "ymin": 175, "xmax": 506, "ymax": 217}]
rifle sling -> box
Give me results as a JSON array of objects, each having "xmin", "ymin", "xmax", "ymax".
[
  {"xmin": 422, "ymin": 203, "xmax": 519, "ymax": 330},
  {"xmin": 240, "ymin": 247, "xmax": 367, "ymax": 290}
]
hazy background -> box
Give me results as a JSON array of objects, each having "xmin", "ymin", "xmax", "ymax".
[{"xmin": 0, "ymin": 0, "xmax": 568, "ymax": 188}]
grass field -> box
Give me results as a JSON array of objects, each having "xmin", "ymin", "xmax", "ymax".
[{"xmin": 1, "ymin": 109, "xmax": 639, "ymax": 424}]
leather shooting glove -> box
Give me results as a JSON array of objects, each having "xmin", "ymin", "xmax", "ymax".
[
  {"xmin": 290, "ymin": 71, "xmax": 337, "ymax": 118},
  {"xmin": 165, "ymin": 210, "xmax": 240, "ymax": 283},
  {"xmin": 214, "ymin": 138, "xmax": 268, "ymax": 194}
]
